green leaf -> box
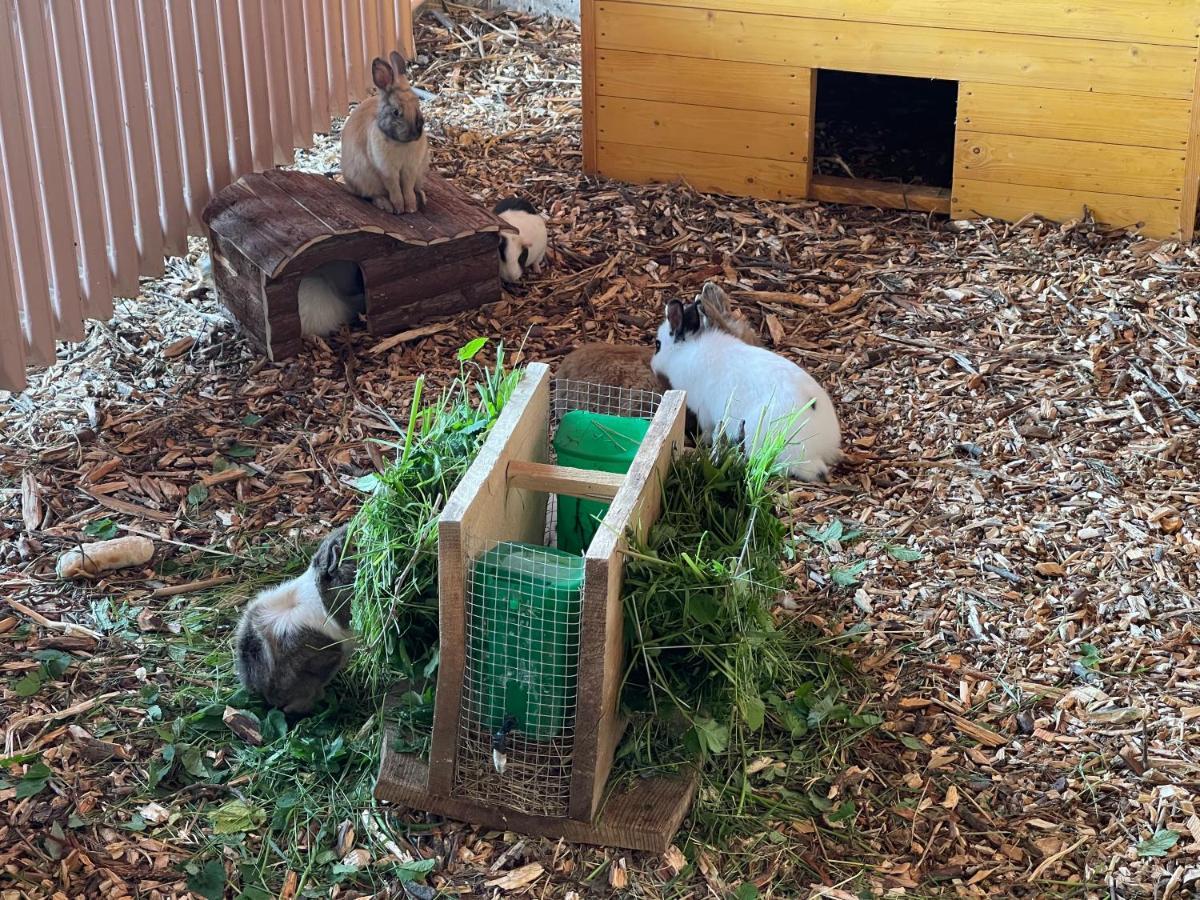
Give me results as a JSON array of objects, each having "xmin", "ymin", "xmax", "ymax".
[
  {"xmin": 887, "ymin": 545, "xmax": 923, "ymax": 562},
  {"xmin": 224, "ymin": 444, "xmax": 256, "ymax": 459},
  {"xmin": 692, "ymin": 717, "xmax": 729, "ymax": 755},
  {"xmin": 394, "ymin": 858, "xmax": 437, "ymax": 881},
  {"xmin": 126, "ymin": 813, "xmax": 147, "ymax": 833},
  {"xmin": 805, "ymin": 519, "xmax": 844, "ymax": 545},
  {"xmin": 16, "ymin": 763, "xmax": 52, "ymax": 799},
  {"xmin": 187, "ymin": 483, "xmax": 209, "ymax": 506},
  {"xmin": 825, "ymin": 799, "xmax": 857, "ymax": 824},
  {"xmin": 898, "ymin": 734, "xmax": 928, "ymax": 752},
  {"xmin": 1078, "ymin": 643, "xmax": 1101, "ymax": 671},
  {"xmin": 1136, "ymin": 829, "xmax": 1179, "ymax": 857},
  {"xmin": 34, "ymin": 649, "xmax": 74, "ymax": 679},
  {"xmin": 186, "ymin": 859, "xmax": 226, "ymax": 900},
  {"xmin": 849, "ymin": 712, "xmax": 884, "ymax": 729},
  {"xmin": 352, "ymin": 473, "xmax": 381, "ymax": 493},
  {"xmin": 739, "ymin": 694, "xmax": 766, "ymax": 731},
  {"xmin": 13, "ymin": 672, "xmax": 45, "ymax": 697},
  {"xmin": 179, "ymin": 745, "xmax": 210, "ymax": 780},
  {"xmin": 241, "ymin": 413, "xmax": 263, "ymax": 427},
  {"xmin": 806, "ymin": 691, "xmax": 846, "ymax": 726},
  {"xmin": 84, "ymin": 518, "xmax": 119, "ymax": 539},
  {"xmin": 260, "ymin": 709, "xmax": 288, "ymax": 743},
  {"xmin": 0, "ymin": 752, "xmax": 39, "ymax": 767},
  {"xmin": 209, "ymin": 799, "xmax": 265, "ymax": 834},
  {"xmin": 457, "ymin": 337, "xmax": 487, "ymax": 361},
  {"xmin": 684, "ymin": 592, "xmax": 721, "ymax": 626},
  {"xmin": 733, "ymin": 883, "xmax": 760, "ymax": 900},
  {"xmin": 830, "ymin": 560, "xmax": 868, "ymax": 587}
]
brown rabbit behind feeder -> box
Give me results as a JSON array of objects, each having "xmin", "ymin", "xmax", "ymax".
[
  {"xmin": 556, "ymin": 344, "xmax": 667, "ymax": 395},
  {"xmin": 554, "ymin": 285, "xmax": 759, "ymax": 398},
  {"xmin": 555, "ymin": 290, "xmax": 758, "ymax": 435},
  {"xmin": 341, "ymin": 51, "xmax": 429, "ymax": 215}
]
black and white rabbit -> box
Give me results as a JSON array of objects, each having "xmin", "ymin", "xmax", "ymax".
[
  {"xmin": 493, "ymin": 197, "xmax": 547, "ymax": 282},
  {"xmin": 651, "ymin": 283, "xmax": 843, "ymax": 481},
  {"xmin": 234, "ymin": 526, "xmax": 357, "ymax": 716}
]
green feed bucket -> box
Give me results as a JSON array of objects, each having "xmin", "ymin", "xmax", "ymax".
[
  {"xmin": 552, "ymin": 411, "xmax": 650, "ymax": 555},
  {"xmin": 469, "ymin": 542, "xmax": 585, "ymax": 742}
]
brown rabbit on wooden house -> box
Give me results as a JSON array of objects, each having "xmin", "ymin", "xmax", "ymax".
[{"xmin": 341, "ymin": 52, "xmax": 430, "ymax": 215}]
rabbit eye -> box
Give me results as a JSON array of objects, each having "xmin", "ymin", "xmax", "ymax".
[{"xmin": 654, "ymin": 338, "xmax": 661, "ymax": 352}]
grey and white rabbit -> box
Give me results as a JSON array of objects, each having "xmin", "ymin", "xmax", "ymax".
[
  {"xmin": 493, "ymin": 197, "xmax": 547, "ymax": 282},
  {"xmin": 234, "ymin": 526, "xmax": 357, "ymax": 716},
  {"xmin": 341, "ymin": 52, "xmax": 429, "ymax": 215},
  {"xmin": 651, "ymin": 283, "xmax": 842, "ymax": 482},
  {"xmin": 198, "ymin": 254, "xmax": 363, "ymax": 338}
]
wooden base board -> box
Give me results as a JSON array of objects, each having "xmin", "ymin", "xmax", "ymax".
[
  {"xmin": 811, "ymin": 174, "xmax": 951, "ymax": 215},
  {"xmin": 376, "ymin": 734, "xmax": 698, "ymax": 853}
]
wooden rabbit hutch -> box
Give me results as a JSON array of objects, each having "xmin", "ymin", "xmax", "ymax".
[
  {"xmin": 581, "ymin": 0, "xmax": 1200, "ymax": 238},
  {"xmin": 202, "ymin": 169, "xmax": 512, "ymax": 360},
  {"xmin": 375, "ymin": 364, "xmax": 699, "ymax": 851}
]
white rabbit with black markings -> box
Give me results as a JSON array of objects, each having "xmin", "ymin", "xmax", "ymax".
[
  {"xmin": 651, "ymin": 283, "xmax": 843, "ymax": 482},
  {"xmin": 493, "ymin": 197, "xmax": 547, "ymax": 282}
]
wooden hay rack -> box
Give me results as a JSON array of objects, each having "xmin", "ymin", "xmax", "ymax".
[{"xmin": 375, "ymin": 363, "xmax": 699, "ymax": 852}]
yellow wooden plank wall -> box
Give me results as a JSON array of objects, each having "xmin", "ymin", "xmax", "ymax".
[
  {"xmin": 593, "ymin": 4, "xmax": 1196, "ymax": 98},
  {"xmin": 615, "ymin": 0, "xmax": 1200, "ymax": 47},
  {"xmin": 952, "ymin": 82, "xmax": 1194, "ymax": 236},
  {"xmin": 952, "ymin": 181, "xmax": 1184, "ymax": 237},
  {"xmin": 592, "ymin": 49, "xmax": 813, "ymax": 199},
  {"xmin": 585, "ymin": 0, "xmax": 1200, "ymax": 237},
  {"xmin": 958, "ymin": 85, "xmax": 1192, "ymax": 149}
]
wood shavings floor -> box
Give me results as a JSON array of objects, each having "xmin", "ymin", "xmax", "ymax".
[{"xmin": 2, "ymin": 5, "xmax": 1198, "ymax": 898}]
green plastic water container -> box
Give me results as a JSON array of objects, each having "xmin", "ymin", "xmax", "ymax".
[
  {"xmin": 552, "ymin": 411, "xmax": 650, "ymax": 555},
  {"xmin": 469, "ymin": 542, "xmax": 585, "ymax": 741}
]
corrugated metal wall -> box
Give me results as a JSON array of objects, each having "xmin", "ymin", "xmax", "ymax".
[{"xmin": 0, "ymin": 0, "xmax": 419, "ymax": 391}]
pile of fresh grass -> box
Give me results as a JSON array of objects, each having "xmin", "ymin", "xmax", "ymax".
[
  {"xmin": 617, "ymin": 437, "xmax": 876, "ymax": 844},
  {"xmin": 348, "ymin": 339, "xmax": 521, "ymax": 696},
  {"xmin": 131, "ymin": 343, "xmax": 523, "ymax": 897},
  {"xmin": 136, "ymin": 548, "xmax": 425, "ymax": 899}
]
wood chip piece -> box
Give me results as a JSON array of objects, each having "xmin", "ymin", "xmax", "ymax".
[
  {"xmin": 485, "ymin": 862, "xmax": 544, "ymax": 891},
  {"xmin": 222, "ymin": 707, "xmax": 264, "ymax": 746},
  {"xmin": 946, "ymin": 712, "xmax": 1009, "ymax": 748}
]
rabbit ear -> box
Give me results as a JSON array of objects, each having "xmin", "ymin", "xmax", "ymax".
[
  {"xmin": 683, "ymin": 300, "xmax": 703, "ymax": 335},
  {"xmin": 666, "ymin": 299, "xmax": 684, "ymax": 336},
  {"xmin": 699, "ymin": 282, "xmax": 730, "ymax": 313},
  {"xmin": 389, "ymin": 50, "xmax": 408, "ymax": 77},
  {"xmin": 371, "ymin": 57, "xmax": 394, "ymax": 91},
  {"xmin": 311, "ymin": 526, "xmax": 348, "ymax": 578}
]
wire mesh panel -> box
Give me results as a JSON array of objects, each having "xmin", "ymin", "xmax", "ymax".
[
  {"xmin": 550, "ymin": 378, "xmax": 662, "ymax": 426},
  {"xmin": 456, "ymin": 541, "xmax": 585, "ymax": 817}
]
